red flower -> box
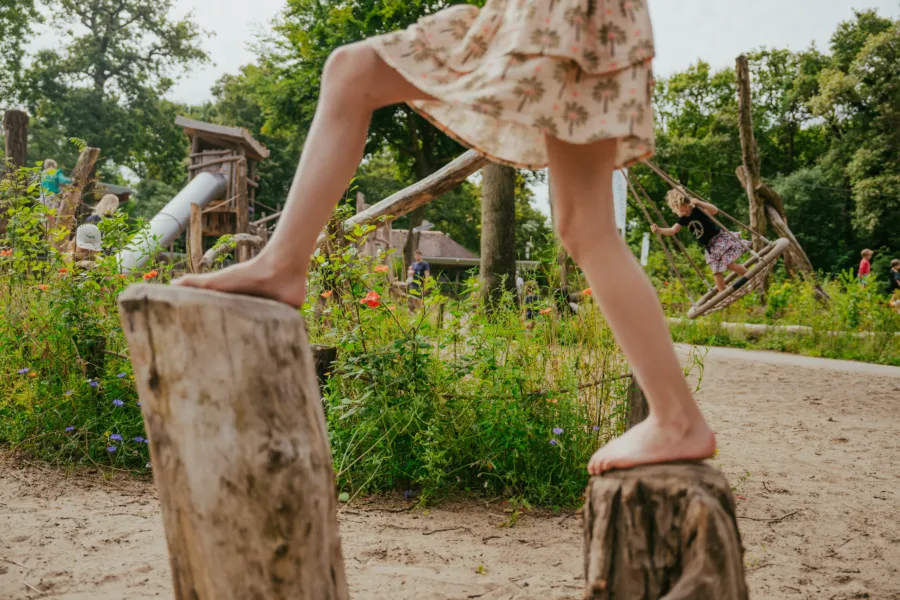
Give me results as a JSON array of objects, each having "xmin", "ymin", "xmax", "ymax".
[
  {"xmin": 143, "ymin": 270, "xmax": 159, "ymax": 281},
  {"xmin": 36, "ymin": 284, "xmax": 49, "ymax": 291},
  {"xmin": 374, "ymin": 265, "xmax": 390, "ymax": 273},
  {"xmin": 0, "ymin": 249, "xmax": 12, "ymax": 257},
  {"xmin": 539, "ymin": 307, "xmax": 552, "ymax": 315},
  {"xmin": 320, "ymin": 290, "xmax": 333, "ymax": 298},
  {"xmin": 583, "ymin": 288, "xmax": 593, "ymax": 296},
  {"xmin": 360, "ymin": 290, "xmax": 381, "ymax": 308},
  {"xmin": 58, "ymin": 267, "xmax": 68, "ymax": 274}
]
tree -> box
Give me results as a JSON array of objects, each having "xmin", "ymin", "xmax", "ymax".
[
  {"xmin": 21, "ymin": 0, "xmax": 208, "ymax": 174},
  {"xmin": 0, "ymin": 0, "xmax": 40, "ymax": 104},
  {"xmin": 480, "ymin": 163, "xmax": 517, "ymax": 306}
]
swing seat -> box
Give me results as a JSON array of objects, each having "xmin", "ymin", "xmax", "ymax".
[{"xmin": 687, "ymin": 237, "xmax": 791, "ymax": 319}]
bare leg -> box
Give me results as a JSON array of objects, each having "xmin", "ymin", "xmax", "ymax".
[
  {"xmin": 727, "ymin": 262, "xmax": 748, "ymax": 277},
  {"xmin": 174, "ymin": 42, "xmax": 433, "ymax": 305},
  {"xmin": 545, "ymin": 136, "xmax": 715, "ymax": 475},
  {"xmin": 714, "ymin": 273, "xmax": 726, "ymax": 292}
]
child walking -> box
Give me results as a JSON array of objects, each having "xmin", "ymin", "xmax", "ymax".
[
  {"xmin": 858, "ymin": 249, "xmax": 873, "ymax": 286},
  {"xmin": 174, "ymin": 1, "xmax": 715, "ymax": 475},
  {"xmin": 653, "ymin": 190, "xmax": 749, "ymax": 292}
]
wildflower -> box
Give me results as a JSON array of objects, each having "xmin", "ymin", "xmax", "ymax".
[
  {"xmin": 386, "ymin": 304, "xmax": 396, "ymax": 311},
  {"xmin": 89, "ymin": 381, "xmax": 99, "ymax": 388},
  {"xmin": 0, "ymin": 249, "xmax": 12, "ymax": 257},
  {"xmin": 144, "ymin": 439, "xmax": 149, "ymax": 445},
  {"xmin": 146, "ymin": 462, "xmax": 152, "ymax": 468},
  {"xmin": 58, "ymin": 267, "xmax": 68, "ymax": 274},
  {"xmin": 65, "ymin": 426, "xmax": 75, "ymax": 432},
  {"xmin": 583, "ymin": 288, "xmax": 593, "ymax": 296},
  {"xmin": 142, "ymin": 270, "xmax": 159, "ymax": 280},
  {"xmin": 539, "ymin": 307, "xmax": 552, "ymax": 315},
  {"xmin": 37, "ymin": 284, "xmax": 49, "ymax": 291},
  {"xmin": 550, "ymin": 439, "xmax": 559, "ymax": 446},
  {"xmin": 17, "ymin": 368, "xmax": 29, "ymax": 375},
  {"xmin": 137, "ymin": 402, "xmax": 142, "ymax": 407},
  {"xmin": 374, "ymin": 265, "xmax": 390, "ymax": 273},
  {"xmin": 118, "ymin": 274, "xmax": 127, "ymax": 279},
  {"xmin": 112, "ymin": 399, "xmax": 124, "ymax": 407},
  {"xmin": 116, "ymin": 372, "xmax": 127, "ymax": 378},
  {"xmin": 110, "ymin": 434, "xmax": 123, "ymax": 442},
  {"xmin": 133, "ymin": 436, "xmax": 145, "ymax": 443},
  {"xmin": 592, "ymin": 426, "xmax": 600, "ymax": 431},
  {"xmin": 552, "ymin": 427, "xmax": 564, "ymax": 435},
  {"xmin": 360, "ymin": 290, "xmax": 381, "ymax": 308},
  {"xmin": 320, "ymin": 290, "xmax": 333, "ymax": 298},
  {"xmin": 547, "ymin": 398, "xmax": 558, "ymax": 404},
  {"xmin": 107, "ymin": 446, "xmax": 117, "ymax": 453},
  {"xmin": 28, "ymin": 372, "xmax": 37, "ymax": 378},
  {"xmin": 64, "ymin": 390, "xmax": 73, "ymax": 396}
]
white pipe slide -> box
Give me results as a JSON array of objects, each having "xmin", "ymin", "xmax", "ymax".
[{"xmin": 117, "ymin": 172, "xmax": 227, "ymax": 274}]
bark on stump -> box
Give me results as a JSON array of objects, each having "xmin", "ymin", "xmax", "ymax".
[
  {"xmin": 583, "ymin": 462, "xmax": 749, "ymax": 600},
  {"xmin": 117, "ymin": 284, "xmax": 349, "ymax": 600}
]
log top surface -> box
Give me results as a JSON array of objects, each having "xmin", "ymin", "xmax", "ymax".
[
  {"xmin": 592, "ymin": 461, "xmax": 728, "ymax": 488},
  {"xmin": 118, "ymin": 283, "xmax": 301, "ymax": 322}
]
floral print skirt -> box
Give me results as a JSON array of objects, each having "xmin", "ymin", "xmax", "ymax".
[
  {"xmin": 371, "ymin": 0, "xmax": 656, "ymax": 170},
  {"xmin": 705, "ymin": 231, "xmax": 749, "ymax": 274}
]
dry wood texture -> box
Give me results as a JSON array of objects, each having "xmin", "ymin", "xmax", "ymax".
[
  {"xmin": 583, "ymin": 462, "xmax": 749, "ymax": 600},
  {"xmin": 480, "ymin": 163, "xmax": 518, "ymax": 306},
  {"xmin": 189, "ymin": 203, "xmax": 203, "ymax": 273},
  {"xmin": 117, "ymin": 284, "xmax": 348, "ymax": 600},
  {"xmin": 315, "ymin": 150, "xmax": 488, "ymax": 252},
  {"xmin": 3, "ymin": 109, "xmax": 28, "ymax": 168},
  {"xmin": 52, "ymin": 146, "xmax": 100, "ymax": 249}
]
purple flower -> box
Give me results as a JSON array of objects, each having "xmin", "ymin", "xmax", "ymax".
[
  {"xmin": 552, "ymin": 427, "xmax": 564, "ymax": 435},
  {"xmin": 144, "ymin": 439, "xmax": 149, "ymax": 445},
  {"xmin": 110, "ymin": 434, "xmax": 123, "ymax": 442},
  {"xmin": 112, "ymin": 399, "xmax": 124, "ymax": 407},
  {"xmin": 17, "ymin": 368, "xmax": 29, "ymax": 375},
  {"xmin": 89, "ymin": 381, "xmax": 99, "ymax": 388},
  {"xmin": 550, "ymin": 439, "xmax": 559, "ymax": 446},
  {"xmin": 592, "ymin": 426, "xmax": 600, "ymax": 431},
  {"xmin": 136, "ymin": 402, "xmax": 142, "ymax": 407},
  {"xmin": 65, "ymin": 426, "xmax": 75, "ymax": 432},
  {"xmin": 116, "ymin": 372, "xmax": 127, "ymax": 378},
  {"xmin": 64, "ymin": 390, "xmax": 73, "ymax": 397},
  {"xmin": 107, "ymin": 446, "xmax": 117, "ymax": 453},
  {"xmin": 133, "ymin": 436, "xmax": 145, "ymax": 443}
]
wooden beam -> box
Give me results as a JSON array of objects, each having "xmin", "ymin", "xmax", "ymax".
[
  {"xmin": 583, "ymin": 463, "xmax": 749, "ymax": 599},
  {"xmin": 3, "ymin": 109, "xmax": 29, "ymax": 168},
  {"xmin": 315, "ymin": 150, "xmax": 488, "ymax": 251},
  {"xmin": 117, "ymin": 284, "xmax": 349, "ymax": 600}
]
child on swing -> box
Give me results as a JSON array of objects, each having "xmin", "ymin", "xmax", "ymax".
[
  {"xmin": 653, "ymin": 189, "xmax": 749, "ymax": 292},
  {"xmin": 174, "ymin": 1, "xmax": 715, "ymax": 475}
]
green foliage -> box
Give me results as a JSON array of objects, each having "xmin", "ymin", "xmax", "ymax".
[{"xmin": 0, "ymin": 0, "xmax": 40, "ymax": 101}]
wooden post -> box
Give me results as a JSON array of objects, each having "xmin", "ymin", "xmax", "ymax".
[
  {"xmin": 480, "ymin": 162, "xmax": 518, "ymax": 307},
  {"xmin": 236, "ymin": 158, "xmax": 250, "ymax": 263},
  {"xmin": 583, "ymin": 463, "xmax": 749, "ymax": 599},
  {"xmin": 117, "ymin": 284, "xmax": 349, "ymax": 600},
  {"xmin": 52, "ymin": 147, "xmax": 100, "ymax": 249},
  {"xmin": 3, "ymin": 109, "xmax": 29, "ymax": 168},
  {"xmin": 189, "ymin": 202, "xmax": 203, "ymax": 273}
]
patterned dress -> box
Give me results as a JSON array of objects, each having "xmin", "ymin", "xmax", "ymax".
[{"xmin": 371, "ymin": 0, "xmax": 656, "ymax": 170}]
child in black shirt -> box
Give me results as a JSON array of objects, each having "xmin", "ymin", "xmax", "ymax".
[{"xmin": 653, "ymin": 190, "xmax": 749, "ymax": 292}]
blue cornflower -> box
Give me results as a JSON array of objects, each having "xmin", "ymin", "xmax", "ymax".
[
  {"xmin": 116, "ymin": 372, "xmax": 127, "ymax": 378},
  {"xmin": 592, "ymin": 426, "xmax": 600, "ymax": 431},
  {"xmin": 133, "ymin": 436, "xmax": 145, "ymax": 443},
  {"xmin": 89, "ymin": 381, "xmax": 99, "ymax": 388},
  {"xmin": 107, "ymin": 446, "xmax": 117, "ymax": 453},
  {"xmin": 64, "ymin": 390, "xmax": 73, "ymax": 396},
  {"xmin": 552, "ymin": 427, "xmax": 564, "ymax": 435},
  {"xmin": 110, "ymin": 434, "xmax": 123, "ymax": 442},
  {"xmin": 112, "ymin": 399, "xmax": 124, "ymax": 407},
  {"xmin": 65, "ymin": 426, "xmax": 75, "ymax": 432},
  {"xmin": 136, "ymin": 402, "xmax": 142, "ymax": 407},
  {"xmin": 17, "ymin": 368, "xmax": 29, "ymax": 375},
  {"xmin": 550, "ymin": 439, "xmax": 559, "ymax": 446}
]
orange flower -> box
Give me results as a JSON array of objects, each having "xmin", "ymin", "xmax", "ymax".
[
  {"xmin": 58, "ymin": 267, "xmax": 68, "ymax": 274},
  {"xmin": 539, "ymin": 307, "xmax": 552, "ymax": 315},
  {"xmin": 547, "ymin": 398, "xmax": 558, "ymax": 404},
  {"xmin": 320, "ymin": 290, "xmax": 334, "ymax": 298},
  {"xmin": 360, "ymin": 290, "xmax": 381, "ymax": 308},
  {"xmin": 37, "ymin": 284, "xmax": 49, "ymax": 291},
  {"xmin": 386, "ymin": 304, "xmax": 396, "ymax": 311},
  {"xmin": 118, "ymin": 274, "xmax": 127, "ymax": 279},
  {"xmin": 28, "ymin": 372, "xmax": 37, "ymax": 378},
  {"xmin": 374, "ymin": 265, "xmax": 390, "ymax": 273},
  {"xmin": 0, "ymin": 249, "xmax": 12, "ymax": 257},
  {"xmin": 142, "ymin": 270, "xmax": 159, "ymax": 281},
  {"xmin": 583, "ymin": 288, "xmax": 593, "ymax": 296}
]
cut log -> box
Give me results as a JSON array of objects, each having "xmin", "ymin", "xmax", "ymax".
[
  {"xmin": 583, "ymin": 462, "xmax": 749, "ymax": 600},
  {"xmin": 3, "ymin": 109, "xmax": 28, "ymax": 168},
  {"xmin": 315, "ymin": 150, "xmax": 488, "ymax": 252},
  {"xmin": 52, "ymin": 146, "xmax": 100, "ymax": 249},
  {"xmin": 117, "ymin": 284, "xmax": 349, "ymax": 600}
]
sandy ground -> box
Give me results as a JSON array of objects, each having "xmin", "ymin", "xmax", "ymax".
[{"xmin": 1, "ymin": 345, "xmax": 899, "ymax": 600}]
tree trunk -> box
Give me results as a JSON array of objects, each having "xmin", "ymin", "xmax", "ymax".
[
  {"xmin": 52, "ymin": 146, "xmax": 101, "ymax": 249},
  {"xmin": 117, "ymin": 284, "xmax": 349, "ymax": 600},
  {"xmin": 583, "ymin": 463, "xmax": 749, "ymax": 600},
  {"xmin": 480, "ymin": 163, "xmax": 518, "ymax": 306},
  {"xmin": 3, "ymin": 109, "xmax": 28, "ymax": 168},
  {"xmin": 403, "ymin": 205, "xmax": 426, "ymax": 268}
]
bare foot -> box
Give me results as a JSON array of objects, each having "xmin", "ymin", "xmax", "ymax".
[
  {"xmin": 172, "ymin": 256, "xmax": 308, "ymax": 307},
  {"xmin": 587, "ymin": 415, "xmax": 716, "ymax": 476}
]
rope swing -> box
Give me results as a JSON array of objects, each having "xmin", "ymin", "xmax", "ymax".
[{"xmin": 630, "ymin": 162, "xmax": 790, "ymax": 319}]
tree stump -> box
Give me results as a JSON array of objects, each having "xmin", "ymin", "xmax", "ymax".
[
  {"xmin": 118, "ymin": 284, "xmax": 349, "ymax": 600},
  {"xmin": 583, "ymin": 463, "xmax": 749, "ymax": 600}
]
